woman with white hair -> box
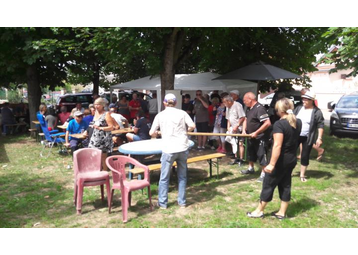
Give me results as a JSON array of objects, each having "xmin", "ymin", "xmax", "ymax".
[{"xmin": 89, "ymin": 97, "xmax": 114, "ymax": 171}]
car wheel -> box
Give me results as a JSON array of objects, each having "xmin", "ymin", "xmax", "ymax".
[{"xmin": 329, "ymin": 128, "xmax": 334, "ymax": 136}]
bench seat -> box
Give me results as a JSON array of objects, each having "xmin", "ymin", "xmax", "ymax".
[{"xmin": 129, "ymin": 153, "xmax": 226, "ymax": 178}]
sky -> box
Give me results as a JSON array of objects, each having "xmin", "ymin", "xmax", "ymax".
[{"xmin": 1, "ymin": 1, "xmax": 357, "ymax": 27}]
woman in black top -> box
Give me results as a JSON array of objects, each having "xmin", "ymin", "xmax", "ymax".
[{"xmin": 247, "ymin": 98, "xmax": 302, "ymax": 219}]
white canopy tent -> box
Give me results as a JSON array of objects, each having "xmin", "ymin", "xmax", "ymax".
[{"xmin": 110, "ymin": 72, "xmax": 257, "ymax": 108}]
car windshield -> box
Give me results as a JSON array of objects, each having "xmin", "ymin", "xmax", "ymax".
[{"xmin": 337, "ymin": 96, "xmax": 358, "ymax": 108}]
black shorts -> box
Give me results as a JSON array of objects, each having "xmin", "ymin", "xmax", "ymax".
[
  {"xmin": 196, "ymin": 121, "xmax": 209, "ymax": 132},
  {"xmin": 260, "ymin": 162, "xmax": 296, "ymax": 202},
  {"xmin": 247, "ymin": 138, "xmax": 268, "ymax": 166}
]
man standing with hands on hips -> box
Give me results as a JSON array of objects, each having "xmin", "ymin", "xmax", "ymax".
[{"xmin": 149, "ymin": 93, "xmax": 196, "ymax": 209}]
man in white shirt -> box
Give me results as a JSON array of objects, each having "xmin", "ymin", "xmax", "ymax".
[
  {"xmin": 149, "ymin": 93, "xmax": 196, "ymax": 209},
  {"xmin": 148, "ymin": 92, "xmax": 158, "ymax": 124},
  {"xmin": 109, "ymin": 104, "xmax": 129, "ymax": 129},
  {"xmin": 223, "ymin": 95, "xmax": 246, "ymax": 166},
  {"xmin": 109, "ymin": 104, "xmax": 129, "ymax": 146}
]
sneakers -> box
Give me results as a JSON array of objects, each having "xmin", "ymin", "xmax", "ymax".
[
  {"xmin": 156, "ymin": 202, "xmax": 167, "ymax": 210},
  {"xmin": 229, "ymin": 159, "xmax": 244, "ymax": 166},
  {"xmin": 178, "ymin": 204, "xmax": 186, "ymax": 209},
  {"xmin": 256, "ymin": 176, "xmax": 265, "ymax": 182},
  {"xmin": 197, "ymin": 146, "xmax": 205, "ymax": 151},
  {"xmin": 219, "ymin": 149, "xmax": 227, "ymax": 154},
  {"xmin": 241, "ymin": 168, "xmax": 255, "ymax": 174}
]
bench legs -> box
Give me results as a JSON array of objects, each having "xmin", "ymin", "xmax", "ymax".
[{"xmin": 207, "ymin": 158, "xmax": 220, "ymax": 179}]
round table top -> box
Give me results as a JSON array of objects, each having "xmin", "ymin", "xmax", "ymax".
[{"xmin": 118, "ymin": 139, "xmax": 194, "ymax": 155}]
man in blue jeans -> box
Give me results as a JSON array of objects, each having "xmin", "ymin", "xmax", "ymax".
[{"xmin": 149, "ymin": 93, "xmax": 196, "ymax": 209}]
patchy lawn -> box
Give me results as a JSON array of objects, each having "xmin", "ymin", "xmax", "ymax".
[{"xmin": 1, "ymin": 128, "xmax": 357, "ymax": 228}]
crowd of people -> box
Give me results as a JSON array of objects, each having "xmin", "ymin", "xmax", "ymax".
[
  {"xmin": 4, "ymin": 88, "xmax": 325, "ymax": 219},
  {"xmin": 176, "ymin": 88, "xmax": 324, "ymax": 219}
]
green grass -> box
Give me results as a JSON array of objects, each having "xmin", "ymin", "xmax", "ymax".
[{"xmin": 0, "ymin": 127, "xmax": 357, "ymax": 228}]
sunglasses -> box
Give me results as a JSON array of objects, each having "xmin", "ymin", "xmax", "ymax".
[{"xmin": 196, "ymin": 94, "xmax": 202, "ymax": 96}]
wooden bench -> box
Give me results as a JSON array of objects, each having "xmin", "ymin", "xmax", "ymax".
[
  {"xmin": 129, "ymin": 153, "xmax": 226, "ymax": 179},
  {"xmin": 3, "ymin": 123, "xmax": 27, "ymax": 134},
  {"xmin": 29, "ymin": 128, "xmax": 37, "ymax": 139}
]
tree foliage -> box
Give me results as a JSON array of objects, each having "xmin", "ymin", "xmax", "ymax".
[
  {"xmin": 0, "ymin": 27, "xmax": 330, "ymax": 112},
  {"xmin": 322, "ymin": 27, "xmax": 358, "ymax": 77},
  {"xmin": 100, "ymin": 27, "xmax": 328, "ymax": 92}
]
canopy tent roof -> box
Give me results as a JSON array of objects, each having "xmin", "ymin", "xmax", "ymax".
[
  {"xmin": 110, "ymin": 72, "xmax": 256, "ymax": 92},
  {"xmin": 110, "ymin": 72, "xmax": 257, "ymax": 110},
  {"xmin": 213, "ymin": 61, "xmax": 302, "ymax": 81}
]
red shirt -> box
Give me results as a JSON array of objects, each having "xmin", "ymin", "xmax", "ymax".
[
  {"xmin": 208, "ymin": 104, "xmax": 216, "ymax": 126},
  {"xmin": 129, "ymin": 99, "xmax": 141, "ymax": 119},
  {"xmin": 58, "ymin": 112, "xmax": 71, "ymax": 124}
]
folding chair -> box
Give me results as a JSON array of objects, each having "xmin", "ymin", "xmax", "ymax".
[{"xmin": 37, "ymin": 112, "xmax": 66, "ymax": 157}]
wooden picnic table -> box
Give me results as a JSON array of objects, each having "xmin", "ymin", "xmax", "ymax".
[
  {"xmin": 68, "ymin": 127, "xmax": 133, "ymax": 139},
  {"xmin": 69, "ymin": 133, "xmax": 87, "ymax": 139},
  {"xmin": 111, "ymin": 127, "xmax": 134, "ymax": 135},
  {"xmin": 57, "ymin": 125, "xmax": 68, "ymax": 130}
]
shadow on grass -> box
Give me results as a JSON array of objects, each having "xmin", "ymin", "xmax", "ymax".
[
  {"xmin": 0, "ymin": 138, "xmax": 10, "ymax": 163},
  {"xmin": 0, "ymin": 171, "xmax": 75, "ymax": 227},
  {"xmin": 102, "ymin": 189, "xmax": 153, "ymax": 221},
  {"xmin": 346, "ymin": 169, "xmax": 358, "ymax": 178},
  {"xmin": 287, "ymin": 197, "xmax": 320, "ymax": 217},
  {"xmin": 307, "ymin": 169, "xmax": 334, "ymax": 180}
]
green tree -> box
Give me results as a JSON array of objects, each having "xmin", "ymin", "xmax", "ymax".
[
  {"xmin": 0, "ymin": 27, "xmax": 67, "ymax": 126},
  {"xmin": 103, "ymin": 27, "xmax": 328, "ymax": 95},
  {"xmin": 322, "ymin": 27, "xmax": 358, "ymax": 77}
]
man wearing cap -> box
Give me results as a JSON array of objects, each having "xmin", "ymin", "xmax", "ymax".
[
  {"xmin": 230, "ymin": 90, "xmax": 244, "ymax": 107},
  {"xmin": 150, "ymin": 93, "xmax": 196, "ymax": 209},
  {"xmin": 65, "ymin": 111, "xmax": 89, "ymax": 154},
  {"xmin": 294, "ymin": 90, "xmax": 324, "ymax": 182}
]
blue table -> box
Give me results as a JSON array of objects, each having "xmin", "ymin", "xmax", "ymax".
[
  {"xmin": 118, "ymin": 139, "xmax": 194, "ymax": 179},
  {"xmin": 118, "ymin": 139, "xmax": 194, "ymax": 155}
]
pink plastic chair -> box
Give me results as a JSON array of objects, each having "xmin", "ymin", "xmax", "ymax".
[
  {"xmin": 106, "ymin": 155, "xmax": 153, "ymax": 223},
  {"xmin": 73, "ymin": 148, "xmax": 111, "ymax": 215}
]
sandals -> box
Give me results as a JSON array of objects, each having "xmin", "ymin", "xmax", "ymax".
[
  {"xmin": 316, "ymin": 149, "xmax": 325, "ymax": 162},
  {"xmin": 271, "ymin": 212, "xmax": 286, "ymax": 220},
  {"xmin": 300, "ymin": 176, "xmax": 307, "ymax": 182},
  {"xmin": 247, "ymin": 211, "xmax": 264, "ymax": 218}
]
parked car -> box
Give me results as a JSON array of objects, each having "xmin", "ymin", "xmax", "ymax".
[
  {"xmin": 330, "ymin": 92, "xmax": 358, "ymax": 137},
  {"xmin": 262, "ymin": 90, "xmax": 302, "ymax": 110},
  {"xmin": 258, "ymin": 93, "xmax": 274, "ymax": 108},
  {"xmin": 102, "ymin": 91, "xmax": 152, "ymax": 103},
  {"xmin": 56, "ymin": 93, "xmax": 93, "ymax": 113}
]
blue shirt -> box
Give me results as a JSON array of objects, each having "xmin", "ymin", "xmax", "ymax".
[
  {"xmin": 83, "ymin": 115, "xmax": 94, "ymax": 125},
  {"xmin": 66, "ymin": 119, "xmax": 89, "ymax": 140},
  {"xmin": 135, "ymin": 117, "xmax": 150, "ymax": 140}
]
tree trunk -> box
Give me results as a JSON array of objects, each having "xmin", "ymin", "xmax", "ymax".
[
  {"xmin": 26, "ymin": 65, "xmax": 42, "ymax": 129},
  {"xmin": 92, "ymin": 61, "xmax": 100, "ymax": 96},
  {"xmin": 160, "ymin": 29, "xmax": 179, "ymax": 110}
]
